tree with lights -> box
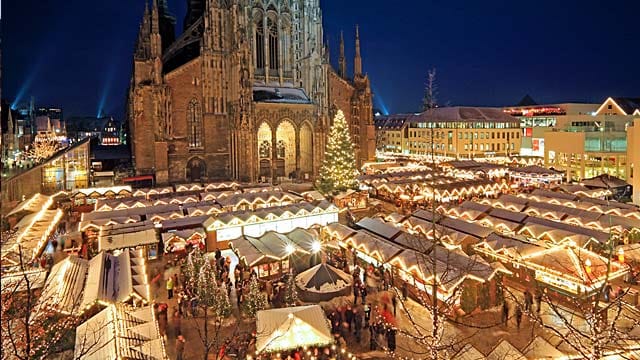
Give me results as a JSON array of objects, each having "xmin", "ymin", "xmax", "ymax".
[
  {"xmin": 283, "ymin": 272, "xmax": 299, "ymax": 307},
  {"xmin": 243, "ymin": 277, "xmax": 267, "ymax": 318},
  {"xmin": 317, "ymin": 109, "xmax": 358, "ymax": 194},
  {"xmin": 1, "ymin": 232, "xmax": 99, "ymax": 360},
  {"xmin": 27, "ymin": 130, "xmax": 61, "ymax": 163},
  {"xmin": 501, "ymin": 242, "xmax": 640, "ymax": 359},
  {"xmin": 182, "ymin": 248, "xmax": 232, "ymax": 360}
]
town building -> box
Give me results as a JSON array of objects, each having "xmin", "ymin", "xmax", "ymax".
[
  {"xmin": 543, "ymin": 97, "xmax": 639, "ymax": 182},
  {"xmin": 375, "ymin": 107, "xmax": 522, "ymax": 159},
  {"xmin": 374, "ymin": 113, "xmax": 409, "ymax": 153},
  {"xmin": 1, "ymin": 138, "xmax": 90, "ymax": 206},
  {"xmin": 628, "ymin": 118, "xmax": 640, "ymax": 205},
  {"xmin": 127, "ymin": 0, "xmax": 375, "ymax": 184},
  {"xmin": 503, "ymin": 96, "xmax": 599, "ymax": 157}
]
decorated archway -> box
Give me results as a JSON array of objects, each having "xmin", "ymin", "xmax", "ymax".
[
  {"xmin": 257, "ymin": 122, "xmax": 272, "ymax": 180},
  {"xmin": 276, "ymin": 120, "xmax": 296, "ymax": 177},
  {"xmin": 300, "ymin": 122, "xmax": 313, "ymax": 175}
]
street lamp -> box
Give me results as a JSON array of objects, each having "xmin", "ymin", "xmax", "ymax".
[{"xmin": 311, "ymin": 241, "xmax": 321, "ymax": 253}]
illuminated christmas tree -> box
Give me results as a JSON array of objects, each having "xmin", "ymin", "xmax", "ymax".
[
  {"xmin": 318, "ymin": 109, "xmax": 358, "ymax": 194},
  {"xmin": 284, "ymin": 273, "xmax": 299, "ymax": 306},
  {"xmin": 243, "ymin": 276, "xmax": 267, "ymax": 317}
]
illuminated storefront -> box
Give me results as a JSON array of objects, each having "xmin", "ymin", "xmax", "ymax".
[{"xmin": 41, "ymin": 139, "xmax": 90, "ymax": 193}]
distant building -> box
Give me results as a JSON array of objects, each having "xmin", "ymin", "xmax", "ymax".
[
  {"xmin": 374, "ymin": 114, "xmax": 409, "ymax": 153},
  {"xmin": 65, "ymin": 116, "xmax": 116, "ymax": 143},
  {"xmin": 35, "ymin": 106, "xmax": 65, "ymax": 136},
  {"xmin": 100, "ymin": 118, "xmax": 121, "ymax": 146},
  {"xmin": 375, "ymin": 107, "xmax": 522, "ymax": 159},
  {"xmin": 504, "ymin": 96, "xmax": 599, "ymax": 157},
  {"xmin": 543, "ymin": 97, "xmax": 639, "ymax": 182},
  {"xmin": 626, "ymin": 118, "xmax": 640, "ymax": 205}
]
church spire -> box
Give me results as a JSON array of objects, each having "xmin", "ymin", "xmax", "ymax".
[
  {"xmin": 339, "ymin": 31, "xmax": 346, "ymax": 78},
  {"xmin": 151, "ymin": 0, "xmax": 159, "ymax": 34},
  {"xmin": 354, "ymin": 25, "xmax": 362, "ymax": 76}
]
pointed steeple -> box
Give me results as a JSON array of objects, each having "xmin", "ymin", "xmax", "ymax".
[
  {"xmin": 339, "ymin": 31, "xmax": 346, "ymax": 78},
  {"xmin": 354, "ymin": 25, "xmax": 362, "ymax": 76},
  {"xmin": 151, "ymin": 0, "xmax": 160, "ymax": 34},
  {"xmin": 324, "ymin": 38, "xmax": 330, "ymax": 63}
]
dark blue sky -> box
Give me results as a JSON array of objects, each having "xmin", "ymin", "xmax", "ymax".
[{"xmin": 3, "ymin": 0, "xmax": 639, "ymax": 119}]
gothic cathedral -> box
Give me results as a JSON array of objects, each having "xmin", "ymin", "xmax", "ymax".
[{"xmin": 127, "ymin": 0, "xmax": 375, "ymax": 184}]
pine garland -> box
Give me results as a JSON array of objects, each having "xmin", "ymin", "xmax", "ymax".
[{"xmin": 317, "ymin": 109, "xmax": 358, "ymax": 194}]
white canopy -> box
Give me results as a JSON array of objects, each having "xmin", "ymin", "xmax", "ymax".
[
  {"xmin": 74, "ymin": 304, "xmax": 167, "ymax": 360},
  {"xmin": 256, "ymin": 305, "xmax": 333, "ymax": 354}
]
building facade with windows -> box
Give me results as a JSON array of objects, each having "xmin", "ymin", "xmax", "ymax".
[
  {"xmin": 543, "ymin": 97, "xmax": 640, "ymax": 182},
  {"xmin": 503, "ymin": 101, "xmax": 599, "ymax": 157},
  {"xmin": 127, "ymin": 0, "xmax": 375, "ymax": 184},
  {"xmin": 375, "ymin": 107, "xmax": 521, "ymax": 159}
]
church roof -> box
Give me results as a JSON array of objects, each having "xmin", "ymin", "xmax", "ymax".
[{"xmin": 253, "ymin": 86, "xmax": 312, "ymax": 104}]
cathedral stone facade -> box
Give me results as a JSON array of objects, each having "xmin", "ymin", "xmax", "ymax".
[{"xmin": 127, "ymin": 0, "xmax": 375, "ymax": 184}]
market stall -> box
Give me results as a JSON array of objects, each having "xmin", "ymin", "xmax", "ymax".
[
  {"xmin": 295, "ymin": 263, "xmax": 353, "ymax": 302},
  {"xmin": 255, "ymin": 305, "xmax": 333, "ymax": 354}
]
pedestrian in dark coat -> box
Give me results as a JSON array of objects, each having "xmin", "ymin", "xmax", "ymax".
[
  {"xmin": 354, "ymin": 309, "xmax": 363, "ymax": 342},
  {"xmin": 502, "ymin": 301, "xmax": 510, "ymax": 325},
  {"xmin": 360, "ymin": 284, "xmax": 367, "ymax": 305},
  {"xmin": 515, "ymin": 306, "xmax": 523, "ymax": 329}
]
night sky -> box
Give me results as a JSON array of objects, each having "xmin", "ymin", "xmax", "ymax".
[{"xmin": 3, "ymin": 0, "xmax": 639, "ymax": 119}]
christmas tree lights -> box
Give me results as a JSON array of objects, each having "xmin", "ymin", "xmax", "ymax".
[{"xmin": 318, "ymin": 109, "xmax": 358, "ymax": 194}]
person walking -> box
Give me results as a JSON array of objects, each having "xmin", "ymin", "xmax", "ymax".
[
  {"xmin": 515, "ymin": 306, "xmax": 523, "ymax": 329},
  {"xmin": 386, "ymin": 327, "xmax": 397, "ymax": 352},
  {"xmin": 360, "ymin": 283, "xmax": 367, "ymax": 305},
  {"xmin": 176, "ymin": 335, "xmax": 186, "ymax": 360},
  {"xmin": 392, "ymin": 293, "xmax": 398, "ymax": 316},
  {"xmin": 172, "ymin": 309, "xmax": 182, "ymax": 336},
  {"xmin": 353, "ymin": 281, "xmax": 360, "ymax": 304},
  {"xmin": 502, "ymin": 301, "xmax": 509, "ymax": 325},
  {"xmin": 354, "ymin": 308, "xmax": 363, "ymax": 343},
  {"xmin": 524, "ymin": 290, "xmax": 533, "ymax": 312},
  {"xmin": 535, "ymin": 289, "xmax": 543, "ymax": 314},
  {"xmin": 166, "ymin": 276, "xmax": 174, "ymax": 299},
  {"xmin": 364, "ymin": 303, "xmax": 371, "ymax": 327},
  {"xmin": 402, "ymin": 282, "xmax": 408, "ymax": 301}
]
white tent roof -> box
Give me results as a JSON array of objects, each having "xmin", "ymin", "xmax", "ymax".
[
  {"xmin": 75, "ymin": 304, "xmax": 167, "ymax": 360},
  {"xmin": 256, "ymin": 305, "xmax": 333, "ymax": 354}
]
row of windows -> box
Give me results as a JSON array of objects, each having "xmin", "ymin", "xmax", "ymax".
[
  {"xmin": 407, "ymin": 142, "xmax": 516, "ymax": 152},
  {"xmin": 407, "ymin": 130, "xmax": 520, "ymax": 140},
  {"xmin": 413, "ymin": 121, "xmax": 519, "ymax": 129},
  {"xmin": 463, "ymin": 143, "xmax": 515, "ymax": 151}
]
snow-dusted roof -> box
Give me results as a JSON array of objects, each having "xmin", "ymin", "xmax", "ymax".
[{"xmin": 75, "ymin": 304, "xmax": 167, "ymax": 360}]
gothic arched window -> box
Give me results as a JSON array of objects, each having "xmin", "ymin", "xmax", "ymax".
[
  {"xmin": 255, "ymin": 15, "xmax": 265, "ymax": 70},
  {"xmin": 277, "ymin": 140, "xmax": 285, "ymax": 158},
  {"xmin": 267, "ymin": 17, "xmax": 279, "ymax": 69},
  {"xmin": 187, "ymin": 99, "xmax": 203, "ymax": 148},
  {"xmin": 259, "ymin": 140, "xmax": 271, "ymax": 158}
]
